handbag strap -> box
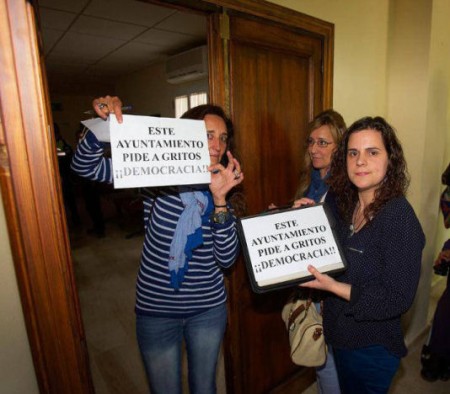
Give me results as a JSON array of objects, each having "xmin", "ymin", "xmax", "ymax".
[{"xmin": 288, "ymin": 298, "xmax": 312, "ymax": 329}]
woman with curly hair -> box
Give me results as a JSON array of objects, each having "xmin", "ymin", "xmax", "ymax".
[{"xmin": 301, "ymin": 116, "xmax": 425, "ymax": 393}]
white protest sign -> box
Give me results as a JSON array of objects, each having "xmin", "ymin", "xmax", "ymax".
[
  {"xmin": 83, "ymin": 115, "xmax": 211, "ymax": 189},
  {"xmin": 238, "ymin": 204, "xmax": 346, "ymax": 292}
]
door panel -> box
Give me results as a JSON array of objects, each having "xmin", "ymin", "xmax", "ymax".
[
  {"xmin": 219, "ymin": 12, "xmax": 327, "ymax": 393},
  {"xmin": 231, "ymin": 42, "xmax": 311, "ymax": 210},
  {"xmin": 230, "ymin": 15, "xmax": 322, "ymax": 214}
]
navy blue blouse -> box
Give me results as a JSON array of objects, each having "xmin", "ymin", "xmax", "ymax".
[{"xmin": 323, "ymin": 193, "xmax": 425, "ymax": 358}]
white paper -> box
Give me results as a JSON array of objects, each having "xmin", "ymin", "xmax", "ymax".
[
  {"xmin": 81, "ymin": 118, "xmax": 111, "ymax": 142},
  {"xmin": 109, "ymin": 115, "xmax": 211, "ymax": 189},
  {"xmin": 240, "ymin": 205, "xmax": 344, "ymax": 287}
]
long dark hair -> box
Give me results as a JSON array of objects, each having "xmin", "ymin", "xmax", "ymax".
[
  {"xmin": 328, "ymin": 116, "xmax": 409, "ymax": 223},
  {"xmin": 181, "ymin": 104, "xmax": 234, "ymax": 167},
  {"xmin": 182, "ymin": 104, "xmax": 246, "ymax": 216}
]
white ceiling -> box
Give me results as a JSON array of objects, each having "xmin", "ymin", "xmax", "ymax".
[{"xmin": 38, "ymin": 0, "xmax": 207, "ymax": 80}]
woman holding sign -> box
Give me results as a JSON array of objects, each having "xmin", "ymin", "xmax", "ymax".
[
  {"xmin": 293, "ymin": 109, "xmax": 346, "ymax": 208},
  {"xmin": 270, "ymin": 110, "xmax": 345, "ymax": 394},
  {"xmin": 72, "ymin": 96, "xmax": 244, "ymax": 394},
  {"xmin": 292, "ymin": 109, "xmax": 346, "ymax": 394},
  {"xmin": 301, "ymin": 116, "xmax": 425, "ymax": 394}
]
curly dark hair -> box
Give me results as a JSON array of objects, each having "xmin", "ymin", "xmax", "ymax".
[
  {"xmin": 328, "ymin": 116, "xmax": 410, "ymax": 223},
  {"xmin": 181, "ymin": 104, "xmax": 234, "ymax": 167}
]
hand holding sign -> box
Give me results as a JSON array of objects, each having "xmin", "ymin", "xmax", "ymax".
[
  {"xmin": 292, "ymin": 197, "xmax": 315, "ymax": 208},
  {"xmin": 300, "ymin": 264, "xmax": 351, "ymax": 301},
  {"xmin": 83, "ymin": 96, "xmax": 244, "ymax": 193},
  {"xmin": 237, "ymin": 204, "xmax": 347, "ymax": 293},
  {"xmin": 92, "ymin": 95, "xmax": 123, "ymax": 122},
  {"xmin": 81, "ymin": 115, "xmax": 212, "ymax": 188}
]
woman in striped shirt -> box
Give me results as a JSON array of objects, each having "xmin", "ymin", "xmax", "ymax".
[{"xmin": 72, "ymin": 96, "xmax": 244, "ymax": 394}]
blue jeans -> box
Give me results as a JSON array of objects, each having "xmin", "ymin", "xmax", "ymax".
[
  {"xmin": 314, "ymin": 301, "xmax": 341, "ymax": 394},
  {"xmin": 136, "ymin": 303, "xmax": 227, "ymax": 394},
  {"xmin": 316, "ymin": 345, "xmax": 341, "ymax": 394},
  {"xmin": 334, "ymin": 345, "xmax": 400, "ymax": 394}
]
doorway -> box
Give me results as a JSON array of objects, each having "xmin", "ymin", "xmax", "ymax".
[
  {"xmin": 0, "ymin": 0, "xmax": 333, "ymax": 392},
  {"xmin": 39, "ymin": 1, "xmax": 211, "ymax": 392}
]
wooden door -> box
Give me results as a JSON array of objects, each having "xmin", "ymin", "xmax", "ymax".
[
  {"xmin": 209, "ymin": 9, "xmax": 333, "ymax": 394},
  {"xmin": 0, "ymin": 0, "xmax": 93, "ymax": 392}
]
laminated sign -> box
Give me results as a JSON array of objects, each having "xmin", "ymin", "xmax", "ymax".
[
  {"xmin": 237, "ymin": 204, "xmax": 347, "ymax": 293},
  {"xmin": 81, "ymin": 115, "xmax": 211, "ymax": 188}
]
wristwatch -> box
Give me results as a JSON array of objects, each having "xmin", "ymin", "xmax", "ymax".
[{"xmin": 212, "ymin": 210, "xmax": 231, "ymax": 224}]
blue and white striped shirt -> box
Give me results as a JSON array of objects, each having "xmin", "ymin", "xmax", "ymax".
[{"xmin": 71, "ymin": 131, "xmax": 240, "ymax": 317}]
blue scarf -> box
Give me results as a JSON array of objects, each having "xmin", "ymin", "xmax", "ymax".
[
  {"xmin": 305, "ymin": 169, "xmax": 329, "ymax": 203},
  {"xmin": 168, "ymin": 187, "xmax": 213, "ymax": 289}
]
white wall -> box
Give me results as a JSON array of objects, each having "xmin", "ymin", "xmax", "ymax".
[
  {"xmin": 50, "ymin": 60, "xmax": 209, "ymax": 147},
  {"xmin": 115, "ymin": 60, "xmax": 208, "ymax": 118},
  {"xmin": 0, "ymin": 189, "xmax": 39, "ymax": 394}
]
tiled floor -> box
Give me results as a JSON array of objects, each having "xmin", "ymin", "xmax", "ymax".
[
  {"xmin": 72, "ymin": 220, "xmax": 148, "ymax": 393},
  {"xmin": 71, "ymin": 208, "xmax": 449, "ymax": 393}
]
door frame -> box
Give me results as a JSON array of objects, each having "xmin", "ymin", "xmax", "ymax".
[{"xmin": 0, "ymin": 0, "xmax": 333, "ymax": 392}]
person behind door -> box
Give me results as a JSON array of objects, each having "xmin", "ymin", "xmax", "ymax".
[
  {"xmin": 54, "ymin": 122, "xmax": 81, "ymax": 228},
  {"xmin": 300, "ymin": 116, "xmax": 425, "ymax": 393},
  {"xmin": 71, "ymin": 96, "xmax": 244, "ymax": 394},
  {"xmin": 292, "ymin": 109, "xmax": 346, "ymax": 394},
  {"xmin": 420, "ymin": 162, "xmax": 450, "ymax": 381}
]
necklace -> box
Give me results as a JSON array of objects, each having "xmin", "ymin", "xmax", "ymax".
[{"xmin": 349, "ymin": 202, "xmax": 366, "ymax": 236}]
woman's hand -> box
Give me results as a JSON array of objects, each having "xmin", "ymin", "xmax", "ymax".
[
  {"xmin": 434, "ymin": 249, "xmax": 450, "ymax": 266},
  {"xmin": 300, "ymin": 265, "xmax": 351, "ymax": 301},
  {"xmin": 292, "ymin": 197, "xmax": 315, "ymax": 208},
  {"xmin": 92, "ymin": 95, "xmax": 123, "ymax": 123},
  {"xmin": 208, "ymin": 151, "xmax": 244, "ymax": 206}
]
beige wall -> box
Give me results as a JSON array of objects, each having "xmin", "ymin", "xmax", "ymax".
[
  {"xmin": 425, "ymin": 0, "xmax": 450, "ymax": 262},
  {"xmin": 0, "ymin": 189, "xmax": 39, "ymax": 394},
  {"xmin": 270, "ymin": 0, "xmax": 450, "ymax": 342},
  {"xmin": 270, "ymin": 0, "xmax": 390, "ymax": 122},
  {"xmin": 386, "ymin": 0, "xmax": 450, "ymax": 339}
]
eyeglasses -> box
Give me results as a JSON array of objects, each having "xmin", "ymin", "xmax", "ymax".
[{"xmin": 306, "ymin": 138, "xmax": 334, "ymax": 148}]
